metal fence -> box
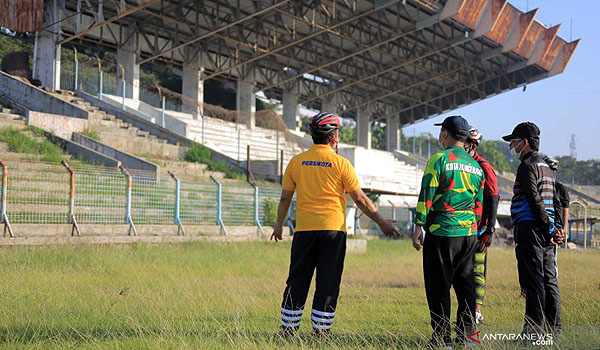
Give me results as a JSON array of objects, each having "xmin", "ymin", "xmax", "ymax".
[{"xmin": 0, "ymin": 160, "xmax": 295, "ymax": 237}]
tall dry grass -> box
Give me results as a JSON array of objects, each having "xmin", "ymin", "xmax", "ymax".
[{"xmin": 0, "ymin": 240, "xmax": 598, "ymax": 349}]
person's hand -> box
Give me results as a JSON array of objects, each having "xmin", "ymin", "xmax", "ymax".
[
  {"xmin": 551, "ymin": 228, "xmax": 565, "ymax": 245},
  {"xmin": 480, "ymin": 233, "xmax": 493, "ymax": 251},
  {"xmin": 379, "ymin": 219, "xmax": 400, "ymax": 238},
  {"xmin": 270, "ymin": 224, "xmax": 283, "ymax": 242},
  {"xmin": 412, "ymin": 225, "xmax": 423, "ymax": 251},
  {"xmin": 480, "ymin": 226, "xmax": 494, "ymax": 251}
]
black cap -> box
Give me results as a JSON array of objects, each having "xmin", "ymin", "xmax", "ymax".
[
  {"xmin": 502, "ymin": 122, "xmax": 540, "ymax": 141},
  {"xmin": 434, "ymin": 115, "xmax": 470, "ymax": 138}
]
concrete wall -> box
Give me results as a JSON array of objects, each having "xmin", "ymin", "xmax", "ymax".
[
  {"xmin": 27, "ymin": 111, "xmax": 88, "ymax": 139},
  {"xmin": 72, "ymin": 133, "xmax": 158, "ymax": 172},
  {"xmin": 0, "ymin": 71, "xmax": 89, "ymax": 119},
  {"xmin": 75, "ymin": 90, "xmax": 191, "ymax": 147},
  {"xmin": 47, "ymin": 134, "xmax": 121, "ymax": 168},
  {"xmin": 0, "ymin": 225, "xmax": 292, "ymax": 246}
]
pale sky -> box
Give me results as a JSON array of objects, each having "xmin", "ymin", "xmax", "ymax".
[{"xmin": 403, "ymin": 0, "xmax": 600, "ymax": 160}]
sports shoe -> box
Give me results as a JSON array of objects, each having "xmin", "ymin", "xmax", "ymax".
[{"xmin": 475, "ymin": 310, "xmax": 484, "ymax": 325}]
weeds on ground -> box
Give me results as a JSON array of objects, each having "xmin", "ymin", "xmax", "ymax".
[
  {"xmin": 81, "ymin": 127, "xmax": 101, "ymax": 141},
  {"xmin": 184, "ymin": 142, "xmax": 244, "ymax": 179},
  {"xmin": 0, "ymin": 126, "xmax": 65, "ymax": 162}
]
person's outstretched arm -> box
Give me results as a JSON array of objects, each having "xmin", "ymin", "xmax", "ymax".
[{"xmin": 348, "ymin": 189, "xmax": 399, "ymax": 237}]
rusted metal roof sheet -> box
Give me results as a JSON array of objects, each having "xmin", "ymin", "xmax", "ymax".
[
  {"xmin": 529, "ymin": 25, "xmax": 560, "ymax": 64},
  {"xmin": 485, "ymin": 3, "xmax": 519, "ymax": 45},
  {"xmin": 452, "ymin": 0, "xmax": 488, "ymax": 29},
  {"xmin": 549, "ymin": 39, "xmax": 580, "ymax": 76},
  {"xmin": 0, "ymin": 0, "xmax": 43, "ymax": 32},
  {"xmin": 473, "ymin": 0, "xmax": 507, "ymax": 38},
  {"xmin": 539, "ymin": 37, "xmax": 566, "ymax": 71},
  {"xmin": 514, "ymin": 20, "xmax": 544, "ymax": 58}
]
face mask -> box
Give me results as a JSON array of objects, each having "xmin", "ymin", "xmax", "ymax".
[{"xmin": 510, "ymin": 140, "xmax": 523, "ymax": 159}]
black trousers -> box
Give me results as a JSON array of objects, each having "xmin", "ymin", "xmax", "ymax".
[
  {"xmin": 423, "ymin": 232, "xmax": 477, "ymax": 344},
  {"xmin": 280, "ymin": 230, "xmax": 346, "ymax": 331},
  {"xmin": 514, "ymin": 221, "xmax": 562, "ymax": 334}
]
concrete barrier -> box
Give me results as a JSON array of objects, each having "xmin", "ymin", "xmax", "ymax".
[
  {"xmin": 27, "ymin": 111, "xmax": 88, "ymax": 138},
  {"xmin": 47, "ymin": 133, "xmax": 121, "ymax": 167},
  {"xmin": 0, "ymin": 71, "xmax": 90, "ymax": 119},
  {"xmin": 0, "ymin": 224, "xmax": 292, "ymax": 246},
  {"xmin": 72, "ymin": 133, "xmax": 158, "ymax": 173}
]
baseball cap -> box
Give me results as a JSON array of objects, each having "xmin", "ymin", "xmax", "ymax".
[
  {"xmin": 434, "ymin": 115, "xmax": 470, "ymax": 138},
  {"xmin": 502, "ymin": 122, "xmax": 540, "ymax": 141}
]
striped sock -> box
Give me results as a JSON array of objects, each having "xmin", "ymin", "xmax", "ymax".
[
  {"xmin": 311, "ymin": 309, "xmax": 335, "ymax": 331},
  {"xmin": 281, "ymin": 307, "xmax": 303, "ymax": 329}
]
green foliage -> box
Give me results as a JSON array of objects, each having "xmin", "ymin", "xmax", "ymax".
[
  {"xmin": 0, "ymin": 32, "xmax": 33, "ymax": 66},
  {"xmin": 400, "ymin": 133, "xmax": 442, "ymax": 158},
  {"xmin": 0, "ymin": 126, "xmax": 66, "ymax": 163},
  {"xmin": 371, "ymin": 122, "xmax": 386, "ymax": 150},
  {"xmin": 23, "ymin": 125, "xmax": 46, "ymax": 137},
  {"xmin": 263, "ymin": 198, "xmax": 278, "ymax": 226},
  {"xmin": 184, "ymin": 143, "xmax": 243, "ymax": 179},
  {"xmin": 81, "ymin": 127, "xmax": 101, "ymax": 141},
  {"xmin": 554, "ymin": 156, "xmax": 600, "ymax": 186},
  {"xmin": 476, "ymin": 140, "xmax": 513, "ymax": 173}
]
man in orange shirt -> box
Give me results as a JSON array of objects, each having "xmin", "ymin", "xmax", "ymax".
[{"xmin": 271, "ymin": 112, "xmax": 399, "ymax": 336}]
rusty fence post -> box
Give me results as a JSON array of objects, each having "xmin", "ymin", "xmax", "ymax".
[
  {"xmin": 62, "ymin": 160, "xmax": 81, "ymax": 236},
  {"xmin": 119, "ymin": 165, "xmax": 138, "ymax": 236}
]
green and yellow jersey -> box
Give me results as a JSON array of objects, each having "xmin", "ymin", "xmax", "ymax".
[{"xmin": 414, "ymin": 146, "xmax": 485, "ymax": 237}]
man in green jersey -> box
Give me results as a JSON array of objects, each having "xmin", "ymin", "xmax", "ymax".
[{"xmin": 412, "ymin": 116, "xmax": 485, "ymax": 348}]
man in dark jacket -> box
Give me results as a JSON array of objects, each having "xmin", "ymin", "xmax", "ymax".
[{"xmin": 502, "ymin": 122, "xmax": 564, "ymax": 336}]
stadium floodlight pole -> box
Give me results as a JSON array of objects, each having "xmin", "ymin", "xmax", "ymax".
[
  {"xmin": 119, "ymin": 165, "xmax": 138, "ymax": 236},
  {"xmin": 570, "ymin": 200, "xmax": 588, "ymax": 249},
  {"xmin": 0, "ymin": 159, "xmax": 14, "ymax": 238},
  {"xmin": 168, "ymin": 171, "xmax": 186, "ymax": 236},
  {"xmin": 210, "ymin": 175, "xmax": 228, "ymax": 236},
  {"xmin": 61, "ymin": 160, "xmax": 81, "ymax": 237}
]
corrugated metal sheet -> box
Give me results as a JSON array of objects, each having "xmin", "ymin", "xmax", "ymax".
[
  {"xmin": 485, "ymin": 3, "xmax": 519, "ymax": 45},
  {"xmin": 0, "ymin": 0, "xmax": 43, "ymax": 32}
]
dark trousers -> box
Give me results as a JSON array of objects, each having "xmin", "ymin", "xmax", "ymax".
[
  {"xmin": 514, "ymin": 221, "xmax": 562, "ymax": 334},
  {"xmin": 280, "ymin": 230, "xmax": 346, "ymax": 331},
  {"xmin": 423, "ymin": 232, "xmax": 477, "ymax": 344}
]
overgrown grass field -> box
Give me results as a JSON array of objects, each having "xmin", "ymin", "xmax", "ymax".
[{"xmin": 0, "ymin": 239, "xmax": 598, "ymax": 349}]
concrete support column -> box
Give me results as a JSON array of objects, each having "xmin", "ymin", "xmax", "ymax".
[
  {"xmin": 282, "ymin": 91, "xmax": 299, "ymax": 131},
  {"xmin": 237, "ymin": 79, "xmax": 256, "ymax": 128},
  {"xmin": 386, "ymin": 114, "xmax": 400, "ymax": 152},
  {"xmin": 182, "ymin": 65, "xmax": 204, "ymax": 120},
  {"xmin": 36, "ymin": 0, "xmax": 63, "ymax": 90},
  {"xmin": 356, "ymin": 108, "xmax": 371, "ymax": 149},
  {"xmin": 116, "ymin": 25, "xmax": 140, "ymax": 100},
  {"xmin": 322, "ymin": 94, "xmax": 338, "ymax": 115}
]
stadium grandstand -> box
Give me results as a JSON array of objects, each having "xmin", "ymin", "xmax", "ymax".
[{"xmin": 1, "ymin": 0, "xmax": 594, "ymax": 243}]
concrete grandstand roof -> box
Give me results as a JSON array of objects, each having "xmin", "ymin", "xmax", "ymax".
[{"xmin": 58, "ymin": 0, "xmax": 578, "ymax": 126}]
